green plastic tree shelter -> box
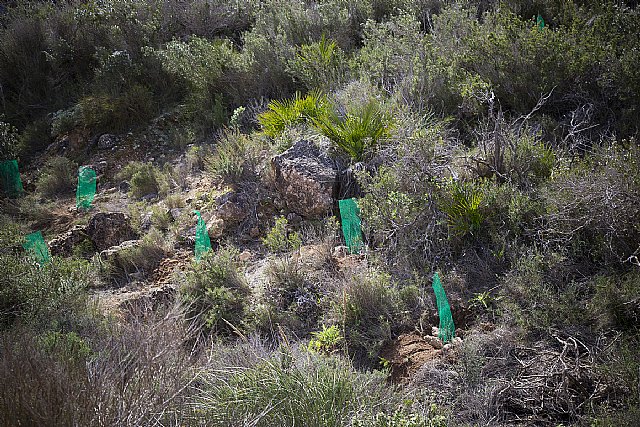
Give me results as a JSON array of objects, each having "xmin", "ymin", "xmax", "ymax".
[
  {"xmin": 194, "ymin": 210, "xmax": 212, "ymax": 261},
  {"xmin": 0, "ymin": 159, "xmax": 24, "ymax": 198},
  {"xmin": 23, "ymin": 231, "xmax": 51, "ymax": 266},
  {"xmin": 537, "ymin": 14, "xmax": 545, "ymax": 30},
  {"xmin": 338, "ymin": 198, "xmax": 363, "ymax": 254},
  {"xmin": 76, "ymin": 166, "xmax": 97, "ymax": 210},
  {"xmin": 432, "ymin": 272, "xmax": 455, "ymax": 343}
]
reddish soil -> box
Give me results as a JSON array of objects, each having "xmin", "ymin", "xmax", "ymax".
[{"xmin": 380, "ymin": 332, "xmax": 442, "ymax": 383}]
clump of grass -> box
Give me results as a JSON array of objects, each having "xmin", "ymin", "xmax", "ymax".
[
  {"xmin": 36, "ymin": 156, "xmax": 77, "ymax": 198},
  {"xmin": 192, "ymin": 342, "xmax": 395, "ymax": 427},
  {"xmin": 205, "ymin": 130, "xmax": 263, "ymax": 183}
]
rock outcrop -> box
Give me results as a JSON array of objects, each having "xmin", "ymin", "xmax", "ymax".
[
  {"xmin": 271, "ymin": 139, "xmax": 339, "ymax": 219},
  {"xmin": 48, "ymin": 225, "xmax": 92, "ymax": 257},
  {"xmin": 86, "ymin": 212, "xmax": 137, "ymax": 251}
]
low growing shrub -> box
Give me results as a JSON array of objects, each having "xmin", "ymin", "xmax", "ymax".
[
  {"xmin": 35, "ymin": 156, "xmax": 77, "ymax": 199},
  {"xmin": 180, "ymin": 246, "xmax": 250, "ymax": 336}
]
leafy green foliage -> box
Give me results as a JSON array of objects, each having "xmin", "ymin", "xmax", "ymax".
[
  {"xmin": 262, "ymin": 216, "xmax": 302, "ymax": 254},
  {"xmin": 181, "ymin": 247, "xmax": 250, "ymax": 335},
  {"xmin": 312, "ymin": 99, "xmax": 391, "ymax": 161},
  {"xmin": 258, "ymin": 90, "xmax": 329, "ymax": 138},
  {"xmin": 308, "ymin": 324, "xmax": 344, "ymax": 353},
  {"xmin": 439, "ymin": 180, "xmax": 485, "ymax": 238}
]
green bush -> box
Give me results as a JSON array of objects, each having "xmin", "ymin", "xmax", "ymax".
[
  {"xmin": 35, "ymin": 156, "xmax": 77, "ymax": 199},
  {"xmin": 0, "ymin": 253, "xmax": 91, "ymax": 327},
  {"xmin": 117, "ymin": 161, "xmax": 168, "ymax": 199},
  {"xmin": 205, "ymin": 130, "xmax": 264, "ymax": 183},
  {"xmin": 75, "ymin": 84, "xmax": 156, "ymax": 133},
  {"xmin": 258, "ymin": 91, "xmax": 329, "ymax": 138},
  {"xmin": 192, "ymin": 343, "xmax": 395, "ymax": 427},
  {"xmin": 38, "ymin": 330, "xmax": 92, "ymax": 365},
  {"xmin": 262, "ymin": 216, "xmax": 302, "ymax": 254},
  {"xmin": 312, "ymin": 98, "xmax": 392, "ymax": 161},
  {"xmin": 327, "ymin": 269, "xmax": 400, "ymax": 365},
  {"xmin": 357, "ymin": 119, "xmax": 453, "ymax": 272},
  {"xmin": 180, "ymin": 247, "xmax": 250, "ymax": 336},
  {"xmin": 0, "ymin": 119, "xmax": 20, "ymax": 160},
  {"xmin": 147, "ymin": 36, "xmax": 245, "ymax": 129},
  {"xmin": 288, "ymin": 35, "xmax": 348, "ymax": 92}
]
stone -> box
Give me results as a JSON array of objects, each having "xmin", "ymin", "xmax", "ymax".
[
  {"xmin": 99, "ymin": 239, "xmax": 141, "ymax": 269},
  {"xmin": 86, "ymin": 212, "xmax": 137, "ymax": 251},
  {"xmin": 423, "ymin": 335, "xmax": 444, "ymax": 350},
  {"xmin": 97, "ymin": 134, "xmax": 118, "ymax": 150},
  {"xmin": 216, "ymin": 191, "xmax": 248, "ymax": 223},
  {"xmin": 141, "ymin": 193, "xmax": 158, "ymax": 202},
  {"xmin": 48, "ymin": 225, "xmax": 91, "ymax": 257},
  {"xmin": 169, "ymin": 208, "xmax": 182, "ymax": 221},
  {"xmin": 239, "ymin": 250, "xmax": 252, "ymax": 263},
  {"xmin": 119, "ymin": 181, "xmax": 130, "ymax": 193},
  {"xmin": 207, "ymin": 217, "xmax": 225, "ymax": 239},
  {"xmin": 271, "ymin": 139, "xmax": 339, "ymax": 219},
  {"xmin": 286, "ymin": 212, "xmax": 303, "ymax": 224},
  {"xmin": 332, "ymin": 245, "xmax": 349, "ymax": 258}
]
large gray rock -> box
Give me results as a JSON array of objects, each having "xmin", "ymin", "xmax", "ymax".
[
  {"xmin": 86, "ymin": 212, "xmax": 137, "ymax": 251},
  {"xmin": 271, "ymin": 140, "xmax": 339, "ymax": 219}
]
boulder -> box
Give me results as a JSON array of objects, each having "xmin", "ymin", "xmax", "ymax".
[
  {"xmin": 48, "ymin": 225, "xmax": 91, "ymax": 257},
  {"xmin": 86, "ymin": 212, "xmax": 137, "ymax": 251},
  {"xmin": 99, "ymin": 239, "xmax": 140, "ymax": 268},
  {"xmin": 97, "ymin": 134, "xmax": 118, "ymax": 150},
  {"xmin": 216, "ymin": 191, "xmax": 248, "ymax": 223},
  {"xmin": 271, "ymin": 139, "xmax": 339, "ymax": 219}
]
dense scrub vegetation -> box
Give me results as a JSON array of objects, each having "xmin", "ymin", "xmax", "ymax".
[{"xmin": 1, "ymin": 0, "xmax": 639, "ymax": 426}]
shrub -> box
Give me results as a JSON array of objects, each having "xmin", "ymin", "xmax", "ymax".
[
  {"xmin": 180, "ymin": 247, "xmax": 250, "ymax": 336},
  {"xmin": 117, "ymin": 161, "xmax": 169, "ymax": 199},
  {"xmin": 262, "ymin": 216, "xmax": 302, "ymax": 254},
  {"xmin": 35, "ymin": 156, "xmax": 77, "ymax": 198},
  {"xmin": 0, "ymin": 308, "xmax": 197, "ymax": 426},
  {"xmin": 357, "ymin": 119, "xmax": 454, "ymax": 272},
  {"xmin": 539, "ymin": 144, "xmax": 640, "ymax": 267},
  {"xmin": 205, "ymin": 130, "xmax": 264, "ymax": 183},
  {"xmin": 0, "ymin": 253, "xmax": 91, "ymax": 327},
  {"xmin": 287, "ymin": 35, "xmax": 348, "ymax": 92},
  {"xmin": 147, "ymin": 36, "xmax": 245, "ymax": 128},
  {"xmin": 192, "ymin": 342, "xmax": 397, "ymax": 427},
  {"xmin": 258, "ymin": 90, "xmax": 329, "ymax": 138},
  {"xmin": 259, "ymin": 257, "xmax": 320, "ymax": 335},
  {"xmin": 327, "ymin": 269, "xmax": 400, "ymax": 365},
  {"xmin": 312, "ymin": 98, "xmax": 392, "ymax": 161},
  {"xmin": 103, "ymin": 229, "xmax": 166, "ymax": 283},
  {"xmin": 0, "ymin": 118, "xmax": 20, "ymax": 160},
  {"xmin": 75, "ymin": 84, "xmax": 156, "ymax": 133}
]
